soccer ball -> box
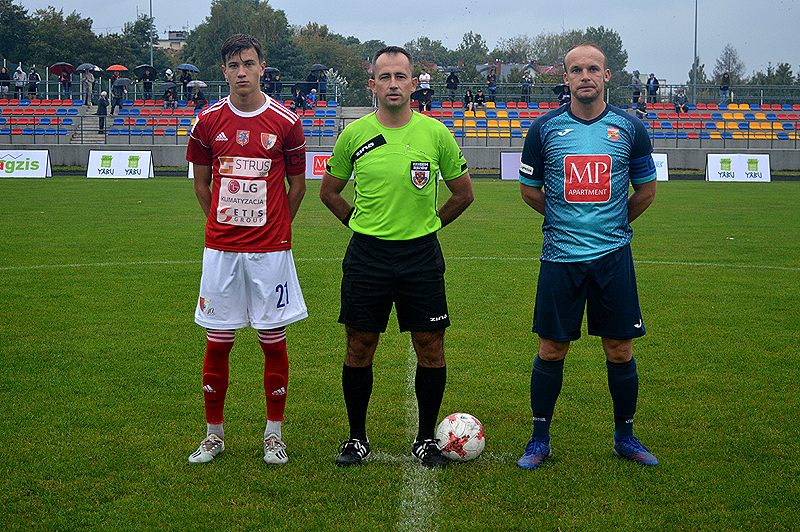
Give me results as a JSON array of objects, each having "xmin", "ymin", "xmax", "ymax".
[{"xmin": 435, "ymin": 413, "xmax": 486, "ymax": 462}]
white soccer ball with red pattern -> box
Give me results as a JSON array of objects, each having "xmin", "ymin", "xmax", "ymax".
[{"xmin": 435, "ymin": 413, "xmax": 486, "ymax": 461}]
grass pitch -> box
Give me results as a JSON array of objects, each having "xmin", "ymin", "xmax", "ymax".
[{"xmin": 1, "ymin": 176, "xmax": 798, "ymax": 531}]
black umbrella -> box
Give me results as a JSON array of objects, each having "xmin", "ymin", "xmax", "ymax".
[
  {"xmin": 113, "ymin": 77, "xmax": 133, "ymax": 87},
  {"xmin": 49, "ymin": 62, "xmax": 74, "ymax": 76},
  {"xmin": 158, "ymin": 81, "xmax": 177, "ymax": 91},
  {"xmin": 134, "ymin": 64, "xmax": 154, "ymax": 78},
  {"xmin": 308, "ymin": 64, "xmax": 327, "ymax": 72},
  {"xmin": 76, "ymin": 63, "xmax": 102, "ymax": 72},
  {"xmin": 411, "ymin": 88, "xmax": 434, "ymax": 101},
  {"xmin": 177, "ymin": 63, "xmax": 200, "ymax": 73},
  {"xmin": 552, "ymin": 84, "xmax": 569, "ymax": 95},
  {"xmin": 264, "ymin": 67, "xmax": 280, "ymax": 73}
]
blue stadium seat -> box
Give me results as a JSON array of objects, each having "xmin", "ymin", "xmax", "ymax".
[
  {"xmin": 325, "ymin": 109, "xmax": 337, "ymax": 117},
  {"xmin": 327, "ymin": 101, "xmax": 337, "ymax": 107}
]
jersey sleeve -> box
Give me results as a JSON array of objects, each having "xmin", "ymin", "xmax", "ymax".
[
  {"xmin": 325, "ymin": 125, "xmax": 354, "ymax": 180},
  {"xmin": 186, "ymin": 112, "xmax": 212, "ymax": 166},
  {"xmin": 284, "ymin": 119, "xmax": 306, "ymax": 175},
  {"xmin": 629, "ymin": 117, "xmax": 657, "ymax": 184},
  {"xmin": 438, "ymin": 124, "xmax": 469, "ymax": 180},
  {"xmin": 519, "ymin": 118, "xmax": 545, "ymax": 187}
]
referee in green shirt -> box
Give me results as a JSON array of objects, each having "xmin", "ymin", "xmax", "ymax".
[{"xmin": 320, "ymin": 45, "xmax": 474, "ymax": 469}]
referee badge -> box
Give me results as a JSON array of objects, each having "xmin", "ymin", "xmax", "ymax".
[{"xmin": 411, "ymin": 161, "xmax": 431, "ymax": 189}]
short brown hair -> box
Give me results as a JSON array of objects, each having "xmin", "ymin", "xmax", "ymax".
[
  {"xmin": 371, "ymin": 46, "xmax": 413, "ymax": 78},
  {"xmin": 221, "ymin": 34, "xmax": 264, "ymax": 65}
]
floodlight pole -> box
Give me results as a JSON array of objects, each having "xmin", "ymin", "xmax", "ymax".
[
  {"xmin": 149, "ymin": 0, "xmax": 154, "ymax": 67},
  {"xmin": 692, "ymin": 0, "xmax": 698, "ymax": 104}
]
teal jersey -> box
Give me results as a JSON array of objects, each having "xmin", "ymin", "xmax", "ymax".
[
  {"xmin": 519, "ymin": 104, "xmax": 656, "ymax": 262},
  {"xmin": 326, "ymin": 112, "xmax": 468, "ymax": 240}
]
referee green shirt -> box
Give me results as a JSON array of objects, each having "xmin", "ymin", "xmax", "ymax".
[{"xmin": 326, "ymin": 112, "xmax": 469, "ymax": 240}]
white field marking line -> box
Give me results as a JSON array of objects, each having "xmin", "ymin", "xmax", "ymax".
[
  {"xmin": 396, "ymin": 339, "xmax": 440, "ymax": 532},
  {"xmin": 2, "ymin": 257, "xmax": 799, "ymax": 272}
]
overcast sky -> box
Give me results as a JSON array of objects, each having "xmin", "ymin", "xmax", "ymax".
[{"xmin": 16, "ymin": 0, "xmax": 800, "ymax": 84}]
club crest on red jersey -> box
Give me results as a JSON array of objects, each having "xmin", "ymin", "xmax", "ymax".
[
  {"xmin": 261, "ymin": 133, "xmax": 277, "ymax": 150},
  {"xmin": 411, "ymin": 161, "xmax": 431, "ymax": 189},
  {"xmin": 236, "ymin": 130, "xmax": 250, "ymax": 146}
]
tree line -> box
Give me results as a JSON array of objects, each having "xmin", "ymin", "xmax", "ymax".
[{"xmin": 2, "ymin": 0, "xmax": 797, "ymax": 107}]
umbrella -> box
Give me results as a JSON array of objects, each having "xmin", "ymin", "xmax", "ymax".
[
  {"xmin": 552, "ymin": 84, "xmax": 569, "ymax": 96},
  {"xmin": 49, "ymin": 62, "xmax": 74, "ymax": 76},
  {"xmin": 187, "ymin": 80, "xmax": 207, "ymax": 88},
  {"xmin": 107, "ymin": 64, "xmax": 128, "ymax": 71},
  {"xmin": 411, "ymin": 87, "xmax": 434, "ymax": 101},
  {"xmin": 158, "ymin": 82, "xmax": 177, "ymax": 91},
  {"xmin": 133, "ymin": 64, "xmax": 154, "ymax": 77},
  {"xmin": 76, "ymin": 63, "xmax": 102, "ymax": 72},
  {"xmin": 177, "ymin": 63, "xmax": 199, "ymax": 73},
  {"xmin": 113, "ymin": 77, "xmax": 133, "ymax": 87},
  {"xmin": 442, "ymin": 67, "xmax": 462, "ymax": 73},
  {"xmin": 308, "ymin": 64, "xmax": 327, "ymax": 72},
  {"xmin": 264, "ymin": 67, "xmax": 280, "ymax": 73}
]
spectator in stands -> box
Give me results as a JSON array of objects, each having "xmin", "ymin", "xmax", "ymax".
[
  {"xmin": 319, "ymin": 71, "xmax": 328, "ymax": 99},
  {"xmin": 59, "ymin": 70, "xmax": 71, "ymax": 99},
  {"xmin": 96, "ymin": 90, "xmax": 108, "ymax": 133},
  {"xmin": 110, "ymin": 74, "xmax": 126, "ymax": 115},
  {"xmin": 81, "ymin": 68, "xmax": 95, "ymax": 106},
  {"xmin": 272, "ymin": 74, "xmax": 283, "ymax": 101},
  {"xmin": 180, "ymin": 69, "xmax": 193, "ymax": 100},
  {"xmin": 719, "ymin": 72, "xmax": 730, "ymax": 105},
  {"xmin": 13, "ymin": 66, "xmax": 26, "ymax": 100},
  {"xmin": 635, "ymin": 96, "xmax": 647, "ymax": 120},
  {"xmin": 261, "ymin": 72, "xmax": 272, "ymax": 94},
  {"xmin": 417, "ymin": 88, "xmax": 433, "ymax": 113},
  {"xmin": 306, "ymin": 71, "xmax": 319, "ymax": 94},
  {"xmin": 630, "ymin": 70, "xmax": 642, "ymax": 107},
  {"xmin": 306, "ymin": 88, "xmax": 317, "ymax": 108},
  {"xmin": 27, "ymin": 67, "xmax": 41, "ymax": 99},
  {"xmin": 556, "ymin": 84, "xmax": 570, "ymax": 106},
  {"xmin": 674, "ymin": 89, "xmax": 689, "ymax": 114},
  {"xmin": 646, "ymin": 73, "xmax": 659, "ymax": 104},
  {"xmin": 486, "ymin": 68, "xmax": 497, "ymax": 102},
  {"xmin": 292, "ymin": 86, "xmax": 306, "ymax": 113},
  {"xmin": 163, "ymin": 87, "xmax": 176, "ymax": 109},
  {"xmin": 464, "ymin": 89, "xmax": 475, "ymax": 112},
  {"xmin": 192, "ymin": 87, "xmax": 207, "ymax": 111},
  {"xmin": 446, "ymin": 71, "xmax": 459, "ymax": 102},
  {"xmin": 141, "ymin": 68, "xmax": 154, "ymax": 101},
  {"xmin": 475, "ymin": 88, "xmax": 486, "ymax": 109},
  {"xmin": 520, "ymin": 71, "xmax": 534, "ymax": 103},
  {"xmin": 0, "ymin": 67, "xmax": 10, "ymax": 97},
  {"xmin": 418, "ymin": 68, "xmax": 431, "ymax": 89}
]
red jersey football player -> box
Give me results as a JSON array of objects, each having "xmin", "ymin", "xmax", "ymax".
[{"xmin": 186, "ymin": 34, "xmax": 307, "ymax": 465}]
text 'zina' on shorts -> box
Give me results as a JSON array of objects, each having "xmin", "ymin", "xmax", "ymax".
[{"xmin": 339, "ymin": 232, "xmax": 450, "ymax": 333}]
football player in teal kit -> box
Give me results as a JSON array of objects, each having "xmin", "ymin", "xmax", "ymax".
[{"xmin": 517, "ymin": 42, "xmax": 659, "ymax": 469}]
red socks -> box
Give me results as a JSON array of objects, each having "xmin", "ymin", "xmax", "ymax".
[
  {"xmin": 202, "ymin": 328, "xmax": 289, "ymax": 426},
  {"xmin": 259, "ymin": 328, "xmax": 289, "ymax": 422},
  {"xmin": 202, "ymin": 330, "xmax": 235, "ymax": 425}
]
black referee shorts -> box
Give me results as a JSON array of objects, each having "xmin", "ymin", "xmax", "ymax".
[{"xmin": 339, "ymin": 232, "xmax": 450, "ymax": 333}]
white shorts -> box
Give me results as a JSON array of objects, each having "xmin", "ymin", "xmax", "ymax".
[{"xmin": 195, "ymin": 248, "xmax": 308, "ymax": 330}]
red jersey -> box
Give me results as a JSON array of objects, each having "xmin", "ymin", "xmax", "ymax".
[{"xmin": 187, "ymin": 95, "xmax": 306, "ymax": 252}]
